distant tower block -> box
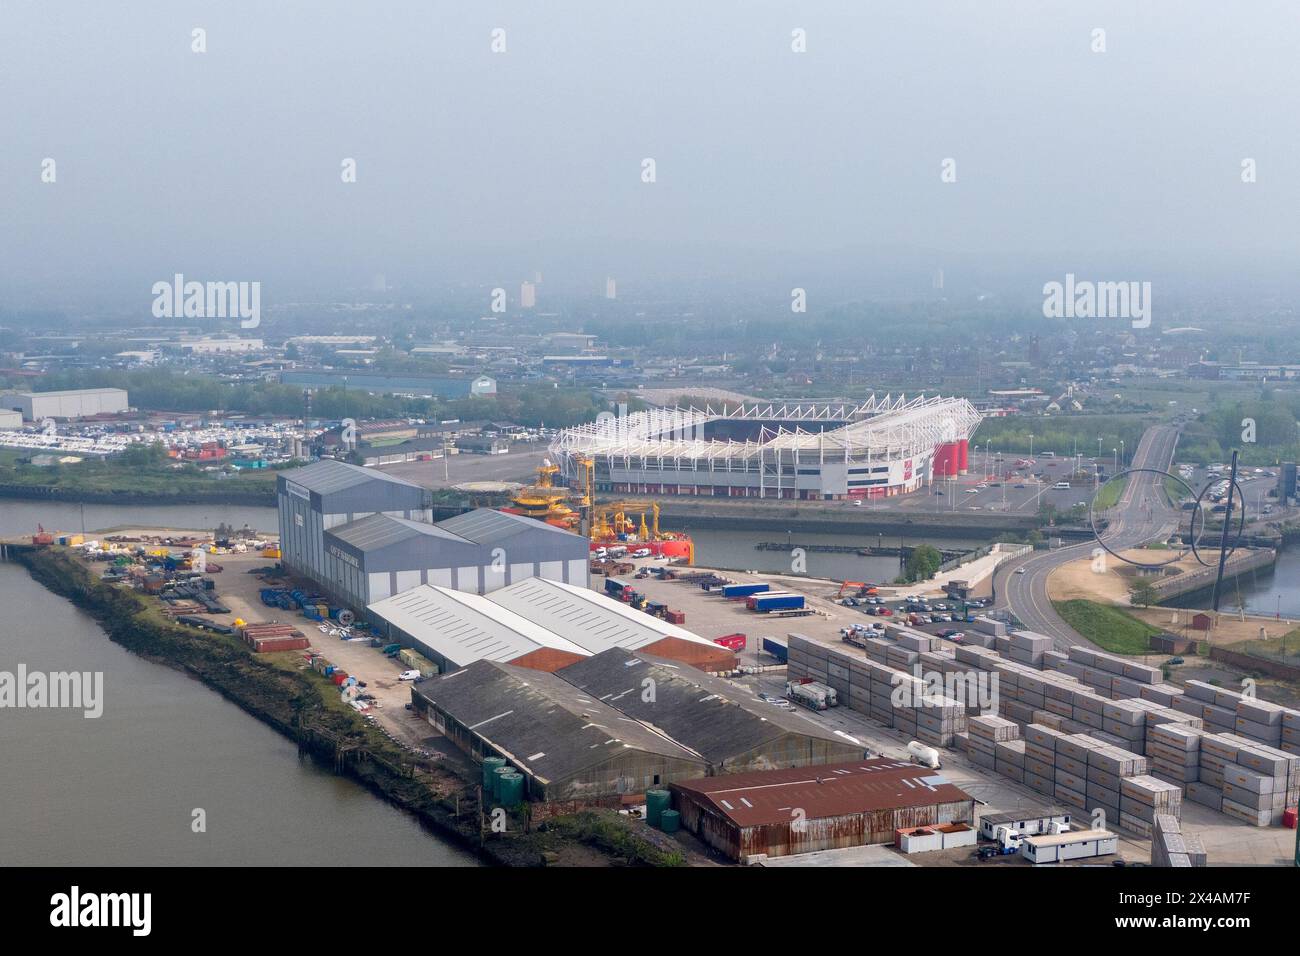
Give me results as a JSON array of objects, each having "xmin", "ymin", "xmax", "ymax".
[
  {"xmin": 520, "ymin": 281, "xmax": 537, "ymax": 309},
  {"xmin": 933, "ymin": 268, "xmax": 944, "ymax": 291},
  {"xmin": 605, "ymin": 277, "xmax": 617, "ymax": 300},
  {"xmin": 534, "ymin": 271, "xmax": 543, "ymax": 284}
]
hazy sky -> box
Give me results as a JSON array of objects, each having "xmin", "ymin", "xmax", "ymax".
[{"xmin": 3, "ymin": 1, "xmax": 1300, "ymax": 308}]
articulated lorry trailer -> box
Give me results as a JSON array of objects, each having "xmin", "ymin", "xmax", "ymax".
[{"xmin": 747, "ymin": 592, "xmax": 806, "ymax": 612}]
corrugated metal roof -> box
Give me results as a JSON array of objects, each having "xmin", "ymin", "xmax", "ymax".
[
  {"xmin": 282, "ymin": 458, "xmax": 424, "ymax": 494},
  {"xmin": 329, "ymin": 512, "xmax": 470, "ymax": 551},
  {"xmin": 436, "ymin": 508, "xmax": 576, "ymax": 545},
  {"xmin": 554, "ymin": 650, "xmax": 864, "ymax": 765},
  {"xmin": 368, "ymin": 584, "xmax": 589, "ymax": 667},
  {"xmin": 487, "ymin": 578, "xmax": 720, "ymax": 654},
  {"xmin": 412, "ymin": 661, "xmax": 706, "ymax": 784},
  {"xmin": 671, "ymin": 760, "xmax": 974, "ymax": 828}
]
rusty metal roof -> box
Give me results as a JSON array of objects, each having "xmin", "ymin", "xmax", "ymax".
[{"xmin": 670, "ymin": 759, "xmax": 973, "ymax": 828}]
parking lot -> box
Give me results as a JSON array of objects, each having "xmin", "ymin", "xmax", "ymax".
[
  {"xmin": 377, "ymin": 445, "xmax": 549, "ymax": 490},
  {"xmin": 606, "ymin": 558, "xmax": 996, "ymax": 672}
]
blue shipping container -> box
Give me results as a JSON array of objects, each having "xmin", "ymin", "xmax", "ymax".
[
  {"xmin": 762, "ymin": 636, "xmax": 789, "ymax": 662},
  {"xmin": 721, "ymin": 583, "xmax": 771, "ymax": 598},
  {"xmin": 750, "ymin": 593, "xmax": 805, "ymax": 612}
]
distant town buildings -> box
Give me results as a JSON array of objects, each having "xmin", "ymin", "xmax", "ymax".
[{"xmin": 280, "ymin": 370, "xmax": 497, "ymax": 399}]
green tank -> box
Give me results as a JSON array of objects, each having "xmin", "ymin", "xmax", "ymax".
[
  {"xmin": 492, "ymin": 765, "xmax": 514, "ymax": 800},
  {"xmin": 482, "ymin": 757, "xmax": 506, "ymax": 791},
  {"xmin": 659, "ymin": 809, "xmax": 680, "ymax": 833},
  {"xmin": 498, "ymin": 772, "xmax": 525, "ymax": 807},
  {"xmin": 646, "ymin": 789, "xmax": 671, "ymax": 827}
]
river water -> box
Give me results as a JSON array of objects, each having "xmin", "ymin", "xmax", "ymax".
[{"xmin": 0, "ymin": 501, "xmax": 475, "ymax": 866}]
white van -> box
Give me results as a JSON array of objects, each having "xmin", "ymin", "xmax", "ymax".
[{"xmin": 1054, "ymin": 481, "xmax": 1070, "ymax": 490}]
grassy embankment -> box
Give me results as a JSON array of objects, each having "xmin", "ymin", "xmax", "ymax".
[
  {"xmin": 1052, "ymin": 598, "xmax": 1162, "ymax": 655},
  {"xmin": 13, "ymin": 547, "xmax": 682, "ymax": 867}
]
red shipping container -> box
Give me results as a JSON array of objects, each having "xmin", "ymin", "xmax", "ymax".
[
  {"xmin": 250, "ymin": 635, "xmax": 310, "ymax": 653},
  {"xmin": 713, "ymin": 633, "xmax": 747, "ymax": 651},
  {"xmin": 331, "ymin": 672, "xmax": 348, "ymax": 685}
]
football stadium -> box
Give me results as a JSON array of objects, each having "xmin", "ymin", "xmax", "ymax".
[{"xmin": 550, "ymin": 395, "xmax": 983, "ymax": 500}]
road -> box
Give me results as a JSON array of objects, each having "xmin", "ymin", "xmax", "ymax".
[{"xmin": 991, "ymin": 424, "xmax": 1182, "ymax": 650}]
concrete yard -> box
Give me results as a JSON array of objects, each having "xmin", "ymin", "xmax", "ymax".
[
  {"xmin": 177, "ymin": 550, "xmax": 442, "ymax": 755},
  {"xmin": 598, "ymin": 558, "xmax": 993, "ymax": 672},
  {"xmin": 615, "ymin": 560, "xmax": 1296, "ymax": 866},
  {"xmin": 377, "ymin": 446, "xmax": 548, "ymax": 490}
]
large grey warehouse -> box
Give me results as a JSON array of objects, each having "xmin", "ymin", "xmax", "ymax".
[
  {"xmin": 277, "ymin": 459, "xmax": 589, "ymax": 614},
  {"xmin": 4, "ymin": 388, "xmax": 129, "ymax": 421}
]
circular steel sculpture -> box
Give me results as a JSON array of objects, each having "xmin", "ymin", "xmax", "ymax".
[
  {"xmin": 1087, "ymin": 467, "xmax": 1220, "ymax": 569},
  {"xmin": 1187, "ymin": 475, "xmax": 1246, "ymax": 568}
]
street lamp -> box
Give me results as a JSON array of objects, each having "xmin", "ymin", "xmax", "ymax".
[
  {"xmin": 1113, "ymin": 448, "xmax": 1118, "ymax": 472},
  {"xmin": 1029, "ymin": 434, "xmax": 1034, "ymax": 458},
  {"xmin": 1120, "ymin": 439, "xmax": 1125, "ymax": 469}
]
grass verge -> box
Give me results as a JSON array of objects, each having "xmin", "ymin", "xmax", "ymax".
[{"xmin": 1052, "ymin": 599, "xmax": 1162, "ymax": 655}]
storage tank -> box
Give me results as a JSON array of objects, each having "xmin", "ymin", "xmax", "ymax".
[
  {"xmin": 659, "ymin": 809, "xmax": 680, "ymax": 833},
  {"xmin": 492, "ymin": 765, "xmax": 514, "ymax": 800},
  {"xmin": 482, "ymin": 757, "xmax": 506, "ymax": 791},
  {"xmin": 498, "ymin": 772, "xmax": 525, "ymax": 807},
  {"xmin": 907, "ymin": 741, "xmax": 941, "ymax": 770},
  {"xmin": 646, "ymin": 789, "xmax": 671, "ymax": 827}
]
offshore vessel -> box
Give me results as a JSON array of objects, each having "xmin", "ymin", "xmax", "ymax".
[{"xmin": 502, "ymin": 459, "xmax": 694, "ymax": 562}]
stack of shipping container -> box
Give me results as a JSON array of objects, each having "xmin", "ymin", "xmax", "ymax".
[
  {"xmin": 786, "ymin": 633, "xmax": 965, "ymax": 747},
  {"xmin": 1150, "ymin": 813, "xmax": 1207, "ymax": 867}
]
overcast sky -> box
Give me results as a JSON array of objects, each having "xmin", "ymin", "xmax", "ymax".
[{"xmin": 3, "ymin": 1, "xmax": 1299, "ymax": 308}]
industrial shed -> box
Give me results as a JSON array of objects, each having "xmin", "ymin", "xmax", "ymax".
[
  {"xmin": 277, "ymin": 459, "xmax": 432, "ymax": 587},
  {"xmin": 411, "ymin": 660, "xmax": 708, "ymax": 801},
  {"xmin": 554, "ymin": 650, "xmax": 867, "ymax": 772},
  {"xmin": 368, "ymin": 584, "xmax": 590, "ymax": 673},
  {"xmin": 671, "ymin": 759, "xmax": 976, "ymax": 861},
  {"xmin": 490, "ymin": 577, "xmax": 736, "ymax": 671},
  {"xmin": 8, "ymin": 387, "xmax": 129, "ymax": 420},
  {"xmin": 323, "ymin": 508, "xmax": 590, "ymax": 607},
  {"xmin": 368, "ymin": 577, "xmax": 734, "ymax": 674}
]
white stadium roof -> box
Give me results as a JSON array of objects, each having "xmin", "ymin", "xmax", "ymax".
[{"xmin": 549, "ymin": 394, "xmax": 981, "ymax": 464}]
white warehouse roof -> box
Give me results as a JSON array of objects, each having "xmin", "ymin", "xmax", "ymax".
[
  {"xmin": 368, "ymin": 584, "xmax": 589, "ymax": 669},
  {"xmin": 369, "ymin": 576, "xmax": 726, "ymax": 671},
  {"xmin": 486, "ymin": 577, "xmax": 722, "ymax": 654}
]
